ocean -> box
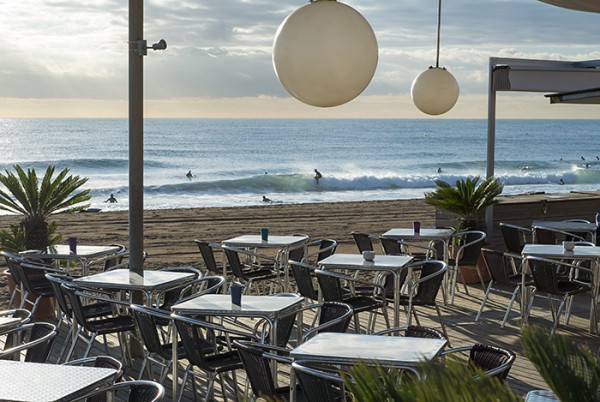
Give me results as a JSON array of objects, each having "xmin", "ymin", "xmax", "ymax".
[{"xmin": 0, "ymin": 118, "xmax": 599, "ymax": 213}]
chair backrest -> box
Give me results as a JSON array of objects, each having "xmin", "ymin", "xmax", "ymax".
[
  {"xmin": 0, "ymin": 308, "xmax": 32, "ymax": 324},
  {"xmin": 15, "ymin": 260, "xmax": 55, "ymax": 295},
  {"xmin": 292, "ymin": 361, "xmax": 347, "ymax": 402},
  {"xmin": 469, "ymin": 343, "xmax": 516, "ymax": 382},
  {"xmin": 289, "ymin": 261, "xmax": 319, "ymax": 301},
  {"xmin": 314, "ymin": 270, "xmax": 345, "ymax": 302},
  {"xmin": 171, "ymin": 314, "xmax": 216, "ymax": 370},
  {"xmin": 131, "ymin": 305, "xmax": 172, "ymax": 359},
  {"xmin": 3, "ymin": 254, "xmax": 23, "ymax": 288},
  {"xmin": 64, "ymin": 355, "xmax": 124, "ymax": 389},
  {"xmin": 195, "ymin": 240, "xmax": 222, "ymax": 275},
  {"xmin": 61, "ymin": 283, "xmax": 94, "ymax": 331},
  {"xmin": 315, "ymin": 301, "xmax": 353, "ymax": 334},
  {"xmin": 375, "ymin": 325, "xmax": 446, "ymax": 340},
  {"xmin": 103, "ymin": 244, "xmax": 127, "ymax": 271},
  {"xmin": 316, "ymin": 239, "xmax": 337, "ymax": 262},
  {"xmin": 77, "ymin": 380, "xmax": 165, "ymax": 402},
  {"xmin": 177, "ymin": 275, "xmax": 226, "ymax": 302},
  {"xmin": 499, "ymin": 223, "xmax": 530, "ymax": 253},
  {"xmin": 453, "ymin": 231, "xmax": 486, "ymax": 265},
  {"xmin": 380, "ymin": 237, "xmax": 403, "ymax": 255},
  {"xmin": 288, "ymin": 244, "xmax": 306, "ymax": 263},
  {"xmin": 526, "ymin": 256, "xmax": 567, "ymax": 295},
  {"xmin": 410, "ymin": 260, "xmax": 447, "ymax": 305},
  {"xmin": 0, "ymin": 322, "xmax": 57, "ymax": 363},
  {"xmin": 351, "ymin": 232, "xmax": 373, "ymax": 253},
  {"xmin": 222, "ymin": 246, "xmax": 248, "ymax": 281},
  {"xmin": 235, "ymin": 340, "xmax": 277, "ymax": 398},
  {"xmin": 45, "ymin": 273, "xmax": 75, "ymax": 317},
  {"xmin": 480, "ymin": 248, "xmax": 514, "ymax": 285},
  {"xmin": 157, "ymin": 266, "xmax": 203, "ymax": 309}
]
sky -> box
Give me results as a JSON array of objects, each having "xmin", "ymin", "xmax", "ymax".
[{"xmin": 1, "ymin": 0, "xmax": 600, "ymax": 119}]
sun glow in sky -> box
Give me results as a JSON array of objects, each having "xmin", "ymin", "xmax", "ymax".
[{"xmin": 1, "ymin": 0, "xmax": 600, "ymax": 119}]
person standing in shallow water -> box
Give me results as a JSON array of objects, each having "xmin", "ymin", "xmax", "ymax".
[
  {"xmin": 314, "ymin": 169, "xmax": 322, "ymax": 185},
  {"xmin": 105, "ymin": 194, "xmax": 117, "ymax": 203}
]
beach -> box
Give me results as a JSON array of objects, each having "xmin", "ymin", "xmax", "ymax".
[{"xmin": 0, "ymin": 198, "xmax": 434, "ymax": 306}]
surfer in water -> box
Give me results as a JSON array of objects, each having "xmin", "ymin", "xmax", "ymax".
[
  {"xmin": 186, "ymin": 170, "xmax": 193, "ymax": 180},
  {"xmin": 262, "ymin": 195, "xmax": 272, "ymax": 203},
  {"xmin": 105, "ymin": 194, "xmax": 118, "ymax": 203},
  {"xmin": 314, "ymin": 169, "xmax": 322, "ymax": 185}
]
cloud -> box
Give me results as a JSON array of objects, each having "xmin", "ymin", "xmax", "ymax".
[{"xmin": 2, "ymin": 0, "xmax": 600, "ymax": 117}]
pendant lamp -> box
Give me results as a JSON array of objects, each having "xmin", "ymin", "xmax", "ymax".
[
  {"xmin": 272, "ymin": 0, "xmax": 378, "ymax": 107},
  {"xmin": 411, "ymin": 0, "xmax": 459, "ymax": 115}
]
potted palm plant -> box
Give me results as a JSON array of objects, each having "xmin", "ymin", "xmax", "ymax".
[
  {"xmin": 424, "ymin": 176, "xmax": 504, "ymax": 231},
  {"xmin": 0, "ymin": 165, "xmax": 91, "ymax": 252}
]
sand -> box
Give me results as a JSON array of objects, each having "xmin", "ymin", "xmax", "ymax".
[{"xmin": 0, "ymin": 198, "xmax": 435, "ymax": 308}]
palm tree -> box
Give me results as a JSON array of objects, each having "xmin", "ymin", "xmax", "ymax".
[
  {"xmin": 0, "ymin": 165, "xmax": 91, "ymax": 251},
  {"xmin": 424, "ymin": 176, "xmax": 504, "ymax": 230}
]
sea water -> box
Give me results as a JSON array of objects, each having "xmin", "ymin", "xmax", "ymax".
[{"xmin": 0, "ymin": 118, "xmax": 599, "ymax": 213}]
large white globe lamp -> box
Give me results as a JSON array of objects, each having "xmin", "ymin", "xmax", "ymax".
[
  {"xmin": 411, "ymin": 67, "xmax": 459, "ymax": 115},
  {"xmin": 272, "ymin": 0, "xmax": 378, "ymax": 107},
  {"xmin": 411, "ymin": 0, "xmax": 459, "ymax": 115}
]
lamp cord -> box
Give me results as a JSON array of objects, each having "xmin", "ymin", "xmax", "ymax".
[{"xmin": 435, "ymin": 0, "xmax": 442, "ymax": 68}]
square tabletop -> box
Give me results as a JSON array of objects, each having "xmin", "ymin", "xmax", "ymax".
[
  {"xmin": 39, "ymin": 244, "xmax": 122, "ymax": 259},
  {"xmin": 172, "ymin": 293, "xmax": 304, "ymax": 317},
  {"xmin": 222, "ymin": 234, "xmax": 309, "ymax": 248},
  {"xmin": 74, "ymin": 268, "xmax": 195, "ymax": 292},
  {"xmin": 522, "ymin": 244, "xmax": 600, "ymax": 259},
  {"xmin": 291, "ymin": 332, "xmax": 447, "ymax": 367},
  {"xmin": 318, "ymin": 253, "xmax": 413, "ymax": 272},
  {"xmin": 382, "ymin": 228, "xmax": 455, "ymax": 241},
  {"xmin": 0, "ymin": 360, "xmax": 117, "ymax": 401}
]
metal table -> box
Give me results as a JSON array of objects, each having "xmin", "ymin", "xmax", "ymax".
[
  {"xmin": 532, "ymin": 220, "xmax": 597, "ymax": 243},
  {"xmin": 291, "ymin": 332, "xmax": 447, "ymax": 367},
  {"xmin": 74, "ymin": 268, "xmax": 195, "ymax": 305},
  {"xmin": 318, "ymin": 253, "xmax": 413, "ymax": 327},
  {"xmin": 0, "ymin": 360, "xmax": 117, "ymax": 401},
  {"xmin": 223, "ymin": 234, "xmax": 310, "ymax": 291},
  {"xmin": 22, "ymin": 244, "xmax": 122, "ymax": 275},
  {"xmin": 171, "ymin": 293, "xmax": 304, "ymax": 397},
  {"xmin": 382, "ymin": 227, "xmax": 455, "ymax": 263}
]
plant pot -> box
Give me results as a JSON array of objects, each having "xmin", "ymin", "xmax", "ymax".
[{"xmin": 457, "ymin": 248, "xmax": 491, "ymax": 285}]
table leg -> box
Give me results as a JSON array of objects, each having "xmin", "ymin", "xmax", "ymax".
[
  {"xmin": 172, "ymin": 316, "xmax": 179, "ymax": 400},
  {"xmin": 590, "ymin": 259, "xmax": 599, "ymax": 334},
  {"xmin": 520, "ymin": 257, "xmax": 531, "ymax": 327},
  {"xmin": 394, "ymin": 272, "xmax": 401, "ymax": 327}
]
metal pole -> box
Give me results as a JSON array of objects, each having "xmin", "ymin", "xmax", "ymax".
[
  {"xmin": 129, "ymin": 0, "xmax": 144, "ymax": 276},
  {"xmin": 485, "ymin": 58, "xmax": 497, "ymax": 236}
]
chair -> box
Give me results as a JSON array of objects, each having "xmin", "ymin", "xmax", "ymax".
[
  {"xmin": 499, "ymin": 223, "xmax": 532, "ymax": 253},
  {"xmin": 234, "ymin": 340, "xmax": 304, "ymax": 402},
  {"xmin": 448, "ymin": 230, "xmax": 487, "ymax": 303},
  {"xmin": 441, "ymin": 343, "xmax": 516, "ymax": 382},
  {"xmin": 533, "ymin": 226, "xmax": 586, "ymax": 245},
  {"xmin": 222, "ymin": 245, "xmax": 281, "ymax": 294},
  {"xmin": 2, "ymin": 252, "xmax": 26, "ymax": 309},
  {"xmin": 304, "ymin": 239, "xmax": 337, "ymax": 264},
  {"xmin": 289, "ymin": 260, "xmax": 320, "ymax": 302},
  {"xmin": 76, "ymin": 380, "xmax": 165, "ymax": 402},
  {"xmin": 0, "ymin": 308, "xmax": 32, "ymax": 327},
  {"xmin": 292, "ymin": 361, "xmax": 349, "ymax": 402},
  {"xmin": 130, "ymin": 304, "xmax": 187, "ymax": 385},
  {"xmin": 171, "ymin": 313, "xmax": 258, "ymax": 402},
  {"xmin": 380, "ymin": 237, "xmax": 436, "ymax": 261},
  {"xmin": 9, "ymin": 259, "xmax": 61, "ymax": 317},
  {"xmin": 155, "ymin": 266, "xmax": 203, "ymax": 310},
  {"xmin": 0, "ymin": 322, "xmax": 57, "ymax": 363},
  {"xmin": 476, "ymin": 249, "xmax": 533, "ymax": 328},
  {"xmin": 374, "ymin": 325, "xmax": 446, "ymax": 340},
  {"xmin": 45, "ymin": 272, "xmax": 114, "ymax": 362},
  {"xmin": 102, "ymin": 244, "xmax": 128, "ymax": 271},
  {"xmin": 398, "ymin": 260, "xmax": 449, "ymax": 341},
  {"xmin": 61, "ymin": 282, "xmax": 135, "ymax": 361},
  {"xmin": 175, "ymin": 275, "xmax": 226, "ymax": 303},
  {"xmin": 315, "ymin": 269, "xmax": 390, "ymax": 333},
  {"xmin": 351, "ymin": 231, "xmax": 375, "ymax": 253},
  {"xmin": 525, "ymin": 256, "xmax": 593, "ymax": 335},
  {"xmin": 195, "ymin": 239, "xmax": 230, "ymax": 278}
]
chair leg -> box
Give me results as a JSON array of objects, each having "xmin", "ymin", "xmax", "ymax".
[
  {"xmin": 435, "ymin": 305, "xmax": 450, "ymax": 347},
  {"xmin": 475, "ymin": 281, "xmax": 494, "ymax": 322},
  {"xmin": 501, "ymin": 287, "xmax": 519, "ymax": 329},
  {"xmin": 177, "ymin": 366, "xmax": 191, "ymax": 402}
]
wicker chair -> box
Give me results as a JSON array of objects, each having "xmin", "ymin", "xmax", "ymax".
[
  {"xmin": 499, "ymin": 223, "xmax": 532, "ymax": 253},
  {"xmin": 448, "ymin": 230, "xmax": 486, "ymax": 303},
  {"xmin": 0, "ymin": 322, "xmax": 57, "ymax": 363},
  {"xmin": 76, "ymin": 380, "xmax": 165, "ymax": 402},
  {"xmin": 292, "ymin": 361, "xmax": 348, "ymax": 402},
  {"xmin": 441, "ymin": 343, "xmax": 516, "ymax": 382},
  {"xmin": 374, "ymin": 325, "xmax": 446, "ymax": 340},
  {"xmin": 315, "ymin": 269, "xmax": 389, "ymax": 333},
  {"xmin": 222, "ymin": 245, "xmax": 281, "ymax": 294},
  {"xmin": 194, "ymin": 239, "xmax": 230, "ymax": 278},
  {"xmin": 351, "ymin": 231, "xmax": 375, "ymax": 253},
  {"xmin": 64, "ymin": 355, "xmax": 124, "ymax": 402}
]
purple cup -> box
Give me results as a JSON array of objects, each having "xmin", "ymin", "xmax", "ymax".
[
  {"xmin": 413, "ymin": 221, "xmax": 421, "ymax": 235},
  {"xmin": 68, "ymin": 237, "xmax": 77, "ymax": 254}
]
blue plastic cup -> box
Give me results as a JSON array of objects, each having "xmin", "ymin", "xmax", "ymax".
[
  {"xmin": 68, "ymin": 237, "xmax": 77, "ymax": 254},
  {"xmin": 260, "ymin": 228, "xmax": 269, "ymax": 242},
  {"xmin": 231, "ymin": 284, "xmax": 243, "ymax": 306}
]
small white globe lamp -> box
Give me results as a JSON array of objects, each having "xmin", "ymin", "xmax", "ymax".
[
  {"xmin": 410, "ymin": 0, "xmax": 459, "ymax": 115},
  {"xmin": 272, "ymin": 0, "xmax": 378, "ymax": 107},
  {"xmin": 411, "ymin": 67, "xmax": 459, "ymax": 115}
]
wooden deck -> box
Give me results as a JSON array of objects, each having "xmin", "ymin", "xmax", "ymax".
[{"xmin": 14, "ymin": 279, "xmax": 598, "ymax": 401}]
